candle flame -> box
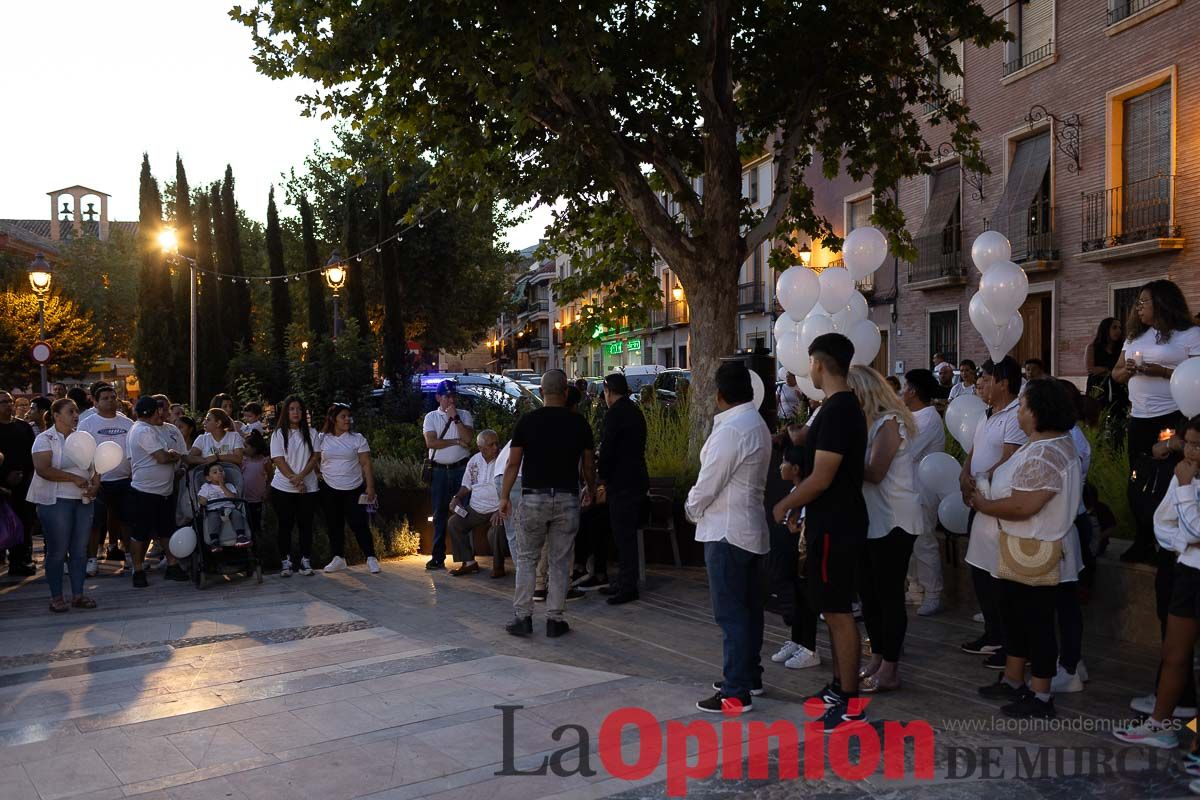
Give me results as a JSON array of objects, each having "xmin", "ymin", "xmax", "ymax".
[{"xmin": 1159, "ymin": 428, "xmax": 1176, "ymax": 442}]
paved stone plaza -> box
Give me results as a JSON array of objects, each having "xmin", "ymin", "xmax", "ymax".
[{"xmin": 0, "ymin": 553, "xmax": 1194, "ymax": 799}]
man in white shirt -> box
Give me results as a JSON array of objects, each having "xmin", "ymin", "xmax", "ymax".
[
  {"xmin": 422, "ymin": 381, "xmax": 475, "ymax": 570},
  {"xmin": 901, "ymin": 369, "xmax": 946, "ymax": 616},
  {"xmin": 686, "ymin": 362, "xmax": 771, "ymax": 714},
  {"xmin": 777, "ymin": 371, "xmax": 804, "ymax": 420},
  {"xmin": 447, "ymin": 430, "xmax": 502, "ymax": 576},
  {"xmin": 127, "ymin": 397, "xmax": 185, "ymax": 587},
  {"xmin": 78, "ymin": 384, "xmax": 134, "ymax": 575}
]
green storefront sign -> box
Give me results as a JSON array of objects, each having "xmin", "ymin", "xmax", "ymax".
[
  {"xmin": 604, "ymin": 341, "xmax": 623, "ymax": 355},
  {"xmin": 627, "ymin": 339, "xmax": 642, "ymax": 352}
]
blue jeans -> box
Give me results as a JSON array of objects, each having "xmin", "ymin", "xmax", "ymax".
[
  {"xmin": 38, "ymin": 499, "xmax": 94, "ymax": 600},
  {"xmin": 704, "ymin": 539, "xmax": 765, "ymax": 698},
  {"xmin": 430, "ymin": 464, "xmax": 465, "ymax": 563}
]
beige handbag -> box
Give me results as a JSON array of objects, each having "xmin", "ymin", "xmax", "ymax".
[{"xmin": 996, "ymin": 527, "xmax": 1062, "ymax": 586}]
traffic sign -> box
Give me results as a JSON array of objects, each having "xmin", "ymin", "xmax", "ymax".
[{"xmin": 30, "ymin": 341, "xmax": 53, "ymax": 365}]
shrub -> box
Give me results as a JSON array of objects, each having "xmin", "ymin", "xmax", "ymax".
[
  {"xmin": 1082, "ymin": 422, "xmax": 1133, "ymax": 539},
  {"xmin": 644, "ymin": 396, "xmax": 699, "ymax": 490},
  {"xmin": 374, "ymin": 456, "xmax": 427, "ymax": 489},
  {"xmin": 365, "ymin": 423, "xmax": 428, "ymax": 462}
]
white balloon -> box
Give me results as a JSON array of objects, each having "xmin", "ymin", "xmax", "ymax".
[
  {"xmin": 93, "ymin": 441, "xmax": 125, "ymax": 475},
  {"xmin": 938, "ymin": 494, "xmax": 971, "ymax": 535},
  {"xmin": 848, "ymin": 319, "xmax": 882, "ymax": 366},
  {"xmin": 750, "ymin": 369, "xmax": 765, "ymax": 410},
  {"xmin": 832, "ymin": 292, "xmax": 869, "ymax": 332},
  {"xmin": 968, "ymin": 292, "xmax": 1003, "ymax": 339},
  {"xmin": 978, "ymin": 261, "xmax": 1028, "ymax": 322},
  {"xmin": 1172, "ymin": 357, "xmax": 1200, "ymax": 417},
  {"xmin": 773, "ymin": 312, "xmax": 802, "ymax": 345},
  {"xmin": 971, "ymin": 230, "xmax": 1012, "ymax": 273},
  {"xmin": 776, "ymin": 266, "xmax": 821, "ymax": 319},
  {"xmin": 918, "ymin": 452, "xmax": 961, "ymax": 500},
  {"xmin": 796, "ymin": 374, "xmax": 825, "ymax": 401},
  {"xmin": 800, "ymin": 312, "xmax": 835, "ymax": 354},
  {"xmin": 64, "ymin": 431, "xmax": 97, "ymax": 471},
  {"xmin": 945, "ymin": 394, "xmax": 988, "ymax": 451},
  {"xmin": 843, "ymin": 226, "xmax": 889, "ymax": 280},
  {"xmin": 818, "ymin": 267, "xmax": 854, "ymax": 314},
  {"xmin": 169, "ymin": 526, "xmax": 197, "ymax": 559},
  {"xmin": 985, "ymin": 313, "xmax": 1025, "ymax": 362},
  {"xmin": 775, "ymin": 331, "xmax": 808, "ymax": 375}
]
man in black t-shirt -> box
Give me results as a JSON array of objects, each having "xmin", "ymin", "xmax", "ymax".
[
  {"xmin": 499, "ymin": 369, "xmax": 596, "ymax": 638},
  {"xmin": 0, "ymin": 392, "xmax": 36, "ymax": 576},
  {"xmin": 772, "ymin": 333, "xmax": 868, "ymax": 733}
]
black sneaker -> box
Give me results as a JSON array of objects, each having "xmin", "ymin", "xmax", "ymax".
[
  {"xmin": 505, "ymin": 616, "xmax": 533, "ymax": 636},
  {"xmin": 565, "ymin": 588, "xmax": 585, "ymax": 601},
  {"xmin": 546, "ymin": 619, "xmax": 571, "ymax": 638},
  {"xmin": 713, "ymin": 679, "xmax": 765, "ymax": 697},
  {"xmin": 598, "ymin": 585, "xmax": 620, "ymax": 596},
  {"xmin": 803, "ymin": 682, "xmax": 843, "ymax": 709},
  {"xmin": 821, "ymin": 698, "xmax": 868, "ymax": 734},
  {"xmin": 164, "ymin": 564, "xmax": 189, "ymax": 582},
  {"xmin": 425, "ymin": 559, "xmax": 444, "ymax": 570},
  {"xmin": 7, "ymin": 562, "xmax": 36, "ymax": 577},
  {"xmin": 533, "ymin": 589, "xmax": 548, "ymax": 602},
  {"xmin": 578, "ymin": 575, "xmax": 610, "ymax": 590},
  {"xmin": 978, "ymin": 676, "xmax": 1029, "ymax": 701},
  {"xmin": 1002, "ymin": 694, "xmax": 1055, "ymax": 719},
  {"xmin": 960, "ymin": 637, "xmax": 1003, "ymax": 655},
  {"xmin": 982, "ymin": 651, "xmax": 1007, "ymax": 670},
  {"xmin": 697, "ymin": 691, "xmax": 752, "ymax": 714},
  {"xmin": 132, "ymin": 570, "xmax": 149, "ymax": 588},
  {"xmin": 606, "ymin": 590, "xmax": 639, "ymax": 606}
]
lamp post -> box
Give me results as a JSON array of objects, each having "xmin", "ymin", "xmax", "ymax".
[
  {"xmin": 157, "ymin": 228, "xmax": 198, "ymax": 411},
  {"xmin": 552, "ymin": 320, "xmax": 561, "ymax": 372},
  {"xmin": 324, "ymin": 250, "xmax": 348, "ymax": 340},
  {"xmin": 798, "ymin": 242, "xmax": 812, "ymax": 267},
  {"xmin": 27, "ymin": 253, "xmax": 53, "ymax": 395},
  {"xmin": 671, "ymin": 284, "xmax": 684, "ymax": 369}
]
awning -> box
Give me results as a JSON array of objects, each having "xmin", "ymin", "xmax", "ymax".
[
  {"xmin": 994, "ymin": 133, "xmax": 1050, "ymax": 222},
  {"xmin": 917, "ymin": 165, "xmax": 961, "ymax": 237}
]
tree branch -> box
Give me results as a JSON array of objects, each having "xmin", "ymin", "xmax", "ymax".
[{"xmin": 744, "ymin": 84, "xmax": 817, "ymax": 253}]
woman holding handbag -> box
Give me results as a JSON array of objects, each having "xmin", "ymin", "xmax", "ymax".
[{"xmin": 967, "ymin": 379, "xmax": 1082, "ymax": 720}]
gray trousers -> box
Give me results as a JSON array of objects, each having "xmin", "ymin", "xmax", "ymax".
[
  {"xmin": 448, "ymin": 506, "xmax": 498, "ymax": 563},
  {"xmin": 513, "ymin": 492, "xmax": 580, "ymax": 621}
]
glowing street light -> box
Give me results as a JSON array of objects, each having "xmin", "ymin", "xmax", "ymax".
[
  {"xmin": 158, "ymin": 227, "xmax": 198, "ymax": 410},
  {"xmin": 324, "ymin": 250, "xmax": 348, "ymax": 338},
  {"xmin": 798, "ymin": 242, "xmax": 812, "ymax": 267},
  {"xmin": 27, "ymin": 253, "xmax": 53, "ymax": 395}
]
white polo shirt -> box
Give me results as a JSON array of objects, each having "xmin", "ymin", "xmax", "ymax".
[
  {"xmin": 422, "ymin": 408, "xmax": 474, "ymax": 465},
  {"xmin": 461, "ymin": 452, "xmax": 500, "ymax": 513},
  {"xmin": 968, "ymin": 397, "xmax": 1027, "ymax": 478}
]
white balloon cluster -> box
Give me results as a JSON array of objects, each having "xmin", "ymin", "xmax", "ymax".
[
  {"xmin": 63, "ymin": 431, "xmax": 127, "ymax": 475},
  {"xmin": 1172, "ymin": 358, "xmax": 1200, "ymax": 417},
  {"xmin": 774, "ymin": 227, "xmax": 889, "ymax": 393},
  {"xmin": 917, "ymin": 451, "xmax": 971, "ymax": 535},
  {"xmin": 969, "ymin": 231, "xmax": 1028, "ymax": 362}
]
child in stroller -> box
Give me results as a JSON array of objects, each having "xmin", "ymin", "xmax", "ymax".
[{"xmin": 198, "ymin": 463, "xmax": 251, "ymax": 551}]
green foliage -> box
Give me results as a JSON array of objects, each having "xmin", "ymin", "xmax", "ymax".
[
  {"xmin": 265, "ymin": 186, "xmax": 292, "ymax": 358},
  {"xmin": 226, "ymin": 345, "xmax": 286, "ymax": 407},
  {"xmin": 255, "ymin": 503, "xmax": 420, "ymax": 568},
  {"xmin": 55, "ymin": 228, "xmax": 139, "ymax": 357},
  {"xmin": 373, "ymin": 456, "xmax": 427, "ymax": 489},
  {"xmin": 642, "ymin": 397, "xmax": 700, "ymax": 490},
  {"xmin": 218, "ymin": 165, "xmax": 252, "ymax": 350},
  {"xmin": 365, "ymin": 423, "xmax": 428, "ymax": 462},
  {"xmin": 944, "ymin": 428, "xmax": 966, "ymax": 463},
  {"xmin": 132, "ymin": 153, "xmax": 176, "ymax": 394},
  {"xmin": 0, "ymin": 290, "xmax": 104, "ymax": 388},
  {"xmin": 1083, "ymin": 422, "xmax": 1133, "ymax": 540},
  {"xmin": 284, "ymin": 318, "xmax": 373, "ymax": 412}
]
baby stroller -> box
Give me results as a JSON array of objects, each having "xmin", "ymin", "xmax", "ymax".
[{"xmin": 186, "ymin": 464, "xmax": 262, "ymax": 588}]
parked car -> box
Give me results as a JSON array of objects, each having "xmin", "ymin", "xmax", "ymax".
[
  {"xmin": 652, "ymin": 369, "xmax": 692, "ymax": 406},
  {"xmin": 502, "ymin": 369, "xmax": 538, "ymax": 383},
  {"xmin": 369, "ymin": 372, "xmax": 541, "ymax": 419},
  {"xmin": 621, "ymin": 364, "xmax": 665, "ymax": 394}
]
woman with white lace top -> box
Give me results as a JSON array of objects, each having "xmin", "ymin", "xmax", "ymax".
[
  {"xmin": 847, "ymin": 366, "xmax": 923, "ymax": 693},
  {"xmin": 967, "ymin": 378, "xmax": 1082, "ymax": 720}
]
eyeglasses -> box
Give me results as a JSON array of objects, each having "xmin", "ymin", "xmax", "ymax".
[{"xmin": 1135, "ymin": 298, "xmax": 1151, "ymax": 308}]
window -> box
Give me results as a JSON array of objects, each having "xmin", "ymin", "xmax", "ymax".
[
  {"xmin": 1110, "ymin": 0, "xmax": 1168, "ymax": 26},
  {"xmin": 678, "ymin": 344, "xmax": 688, "ymax": 369},
  {"xmin": 1122, "ymin": 81, "xmax": 1172, "ymax": 233},
  {"xmin": 929, "ymin": 309, "xmax": 958, "ymax": 366},
  {"xmin": 748, "ymin": 165, "xmax": 760, "ymax": 205},
  {"xmin": 910, "ymin": 165, "xmax": 963, "ymax": 282},
  {"xmin": 847, "ymin": 196, "xmax": 872, "ymax": 232},
  {"xmin": 1112, "ymin": 285, "xmax": 1143, "ymax": 326},
  {"xmin": 994, "ymin": 133, "xmax": 1052, "ymax": 261},
  {"xmin": 1004, "ymin": 0, "xmax": 1054, "ymax": 76}
]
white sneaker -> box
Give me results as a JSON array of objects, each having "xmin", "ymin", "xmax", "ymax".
[
  {"xmin": 367, "ymin": 557, "xmax": 381, "ymax": 574},
  {"xmin": 63, "ymin": 562, "xmax": 69, "ymax": 574},
  {"xmin": 917, "ymin": 596, "xmax": 943, "ymax": 616},
  {"xmin": 1050, "ymin": 663, "xmax": 1084, "ymax": 693},
  {"xmin": 904, "ymin": 588, "xmax": 924, "ymax": 605},
  {"xmin": 280, "ymin": 558, "xmax": 293, "ymax": 578},
  {"xmin": 1076, "ymin": 660, "xmax": 1089, "ymax": 683},
  {"xmin": 299, "ymin": 557, "xmax": 314, "ymax": 576},
  {"xmin": 784, "ymin": 647, "xmax": 821, "ymax": 669},
  {"xmin": 1130, "ymin": 693, "xmax": 1197, "ymax": 719},
  {"xmin": 323, "ymin": 556, "xmax": 347, "ymax": 573},
  {"xmin": 771, "ymin": 641, "xmax": 802, "ymax": 663},
  {"xmin": 86, "ymin": 558, "xmax": 98, "ymax": 577},
  {"xmin": 972, "ymin": 611, "xmax": 985, "ymax": 623}
]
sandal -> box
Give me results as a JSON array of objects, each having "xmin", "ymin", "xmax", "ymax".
[
  {"xmin": 71, "ymin": 596, "xmax": 97, "ymax": 609},
  {"xmin": 49, "ymin": 598, "xmax": 69, "ymax": 613},
  {"xmin": 858, "ymin": 658, "xmax": 883, "ymax": 680},
  {"xmin": 860, "ymin": 674, "xmax": 901, "ymax": 694}
]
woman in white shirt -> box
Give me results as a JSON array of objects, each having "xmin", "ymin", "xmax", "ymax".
[
  {"xmin": 29, "ymin": 398, "xmax": 99, "ymax": 612},
  {"xmin": 948, "ymin": 359, "xmax": 977, "ymax": 402},
  {"xmin": 319, "ymin": 403, "xmax": 379, "ymax": 575},
  {"xmin": 1112, "ymin": 280, "xmax": 1200, "ymax": 562},
  {"xmin": 967, "ymin": 379, "xmax": 1082, "ymax": 721},
  {"xmin": 269, "ymin": 395, "xmax": 321, "ymax": 577},
  {"xmin": 186, "ymin": 408, "xmax": 245, "ymax": 468},
  {"xmin": 847, "ymin": 366, "xmax": 923, "ymax": 693}
]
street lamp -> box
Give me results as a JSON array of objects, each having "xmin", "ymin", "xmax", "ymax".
[
  {"xmin": 158, "ymin": 227, "xmax": 198, "ymax": 411},
  {"xmin": 552, "ymin": 320, "xmax": 562, "ymax": 369},
  {"xmin": 27, "ymin": 253, "xmax": 53, "ymax": 395},
  {"xmin": 798, "ymin": 242, "xmax": 812, "ymax": 267},
  {"xmin": 324, "ymin": 250, "xmax": 348, "ymax": 338}
]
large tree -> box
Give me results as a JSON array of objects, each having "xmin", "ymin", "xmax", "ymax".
[
  {"xmin": 342, "ymin": 179, "xmax": 369, "ymax": 336},
  {"xmin": 237, "ymin": 0, "xmax": 1006, "ymax": 432},
  {"xmin": 56, "ymin": 228, "xmax": 139, "ymax": 357},
  {"xmin": 265, "ymin": 186, "xmax": 291, "ymax": 356},
  {"xmin": 131, "ymin": 154, "xmax": 175, "ymax": 395},
  {"xmin": 169, "ymin": 155, "xmax": 197, "ymax": 403},
  {"xmin": 219, "ymin": 165, "xmax": 252, "ymax": 350},
  {"xmin": 205, "ymin": 184, "xmax": 232, "ymax": 396},
  {"xmin": 298, "ymin": 194, "xmax": 328, "ymax": 337},
  {"xmin": 0, "ymin": 290, "xmax": 103, "ymax": 389}
]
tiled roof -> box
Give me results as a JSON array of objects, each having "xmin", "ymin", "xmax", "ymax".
[
  {"xmin": 0, "ymin": 220, "xmax": 60, "ymax": 255},
  {"xmin": 0, "ymin": 219, "xmax": 139, "ymax": 240}
]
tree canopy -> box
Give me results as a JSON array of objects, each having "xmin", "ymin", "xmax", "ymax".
[{"xmin": 0, "ymin": 289, "xmax": 103, "ymax": 389}]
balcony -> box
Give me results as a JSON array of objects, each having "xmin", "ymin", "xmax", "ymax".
[
  {"xmin": 519, "ymin": 337, "xmax": 546, "ymax": 351},
  {"xmin": 650, "ymin": 305, "xmax": 667, "ymax": 329},
  {"xmin": 1003, "ymin": 40, "xmax": 1054, "ymax": 77},
  {"xmin": 907, "ymin": 226, "xmax": 967, "ymax": 289},
  {"xmin": 522, "ymin": 298, "xmax": 550, "ymax": 319},
  {"xmin": 1081, "ymin": 174, "xmax": 1184, "ymax": 262},
  {"xmin": 738, "ymin": 282, "xmax": 764, "ymax": 312},
  {"xmin": 668, "ymin": 299, "xmax": 690, "ymax": 325},
  {"xmin": 1109, "ymin": 0, "xmax": 1168, "ymax": 25},
  {"xmin": 996, "ymin": 205, "xmax": 1060, "ymax": 270},
  {"xmin": 923, "ymin": 85, "xmax": 962, "ymax": 116}
]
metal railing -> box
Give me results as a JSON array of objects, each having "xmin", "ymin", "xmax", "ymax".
[
  {"xmin": 996, "ymin": 205, "xmax": 1059, "ymax": 263},
  {"xmin": 668, "ymin": 299, "xmax": 690, "ymax": 325},
  {"xmin": 520, "ymin": 337, "xmax": 545, "ymax": 350},
  {"xmin": 524, "ymin": 298, "xmax": 549, "ymax": 314},
  {"xmin": 907, "ymin": 225, "xmax": 965, "ymax": 284},
  {"xmin": 738, "ymin": 282, "xmax": 764, "ymax": 311},
  {"xmin": 1081, "ymin": 174, "xmax": 1179, "ymax": 252},
  {"xmin": 650, "ymin": 306, "xmax": 667, "ymax": 329},
  {"xmin": 1003, "ymin": 40, "xmax": 1054, "ymax": 76},
  {"xmin": 924, "ymin": 85, "xmax": 963, "ymax": 115},
  {"xmin": 1109, "ymin": 0, "xmax": 1164, "ymax": 24}
]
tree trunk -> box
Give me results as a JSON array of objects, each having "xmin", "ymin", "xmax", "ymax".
[{"xmin": 672, "ymin": 256, "xmax": 739, "ymax": 458}]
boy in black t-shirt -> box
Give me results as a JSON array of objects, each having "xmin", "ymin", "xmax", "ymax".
[{"xmin": 772, "ymin": 333, "xmax": 869, "ymax": 732}]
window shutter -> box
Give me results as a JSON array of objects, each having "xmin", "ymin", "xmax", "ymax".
[
  {"xmin": 849, "ymin": 198, "xmax": 872, "ymax": 231},
  {"xmin": 1124, "ymin": 82, "xmax": 1171, "ymax": 186},
  {"xmin": 1021, "ymin": 0, "xmax": 1053, "ymax": 59},
  {"xmin": 918, "ymin": 166, "xmax": 961, "ymax": 238}
]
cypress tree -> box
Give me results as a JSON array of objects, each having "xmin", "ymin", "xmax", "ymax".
[
  {"xmin": 132, "ymin": 154, "xmax": 175, "ymax": 394},
  {"xmin": 170, "ymin": 154, "xmax": 195, "ymax": 403},
  {"xmin": 265, "ymin": 186, "xmax": 291, "ymax": 357},
  {"xmin": 377, "ymin": 172, "xmax": 406, "ymax": 384},
  {"xmin": 194, "ymin": 192, "xmax": 223, "ymax": 405},
  {"xmin": 220, "ymin": 165, "xmax": 252, "ymax": 350},
  {"xmin": 208, "ymin": 183, "xmax": 232, "ymax": 388},
  {"xmin": 299, "ymin": 194, "xmax": 327, "ymax": 337},
  {"xmin": 343, "ymin": 180, "xmax": 369, "ymax": 335}
]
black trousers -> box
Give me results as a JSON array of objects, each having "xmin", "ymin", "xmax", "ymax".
[
  {"xmin": 609, "ymin": 488, "xmax": 643, "ymax": 592},
  {"xmin": 574, "ymin": 504, "xmax": 611, "ymax": 575},
  {"xmin": 1129, "ymin": 411, "xmax": 1185, "ymax": 552},
  {"xmin": 1154, "ymin": 550, "xmax": 1198, "ymax": 706},
  {"xmin": 790, "ymin": 578, "xmax": 818, "ymax": 651},
  {"xmin": 1056, "ymin": 582, "xmax": 1083, "ymax": 673},
  {"xmin": 246, "ymin": 502, "xmax": 263, "ymax": 538},
  {"xmin": 4, "ymin": 494, "xmax": 34, "ymax": 565},
  {"xmin": 859, "ymin": 528, "xmax": 915, "ymax": 662},
  {"xmin": 271, "ymin": 488, "xmax": 315, "ymax": 561},
  {"xmin": 999, "ymin": 579, "xmax": 1058, "ymax": 680},
  {"xmin": 322, "ymin": 483, "xmax": 375, "ymax": 558}
]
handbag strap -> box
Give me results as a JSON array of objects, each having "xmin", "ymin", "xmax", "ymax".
[{"xmin": 428, "ymin": 415, "xmax": 456, "ymax": 461}]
